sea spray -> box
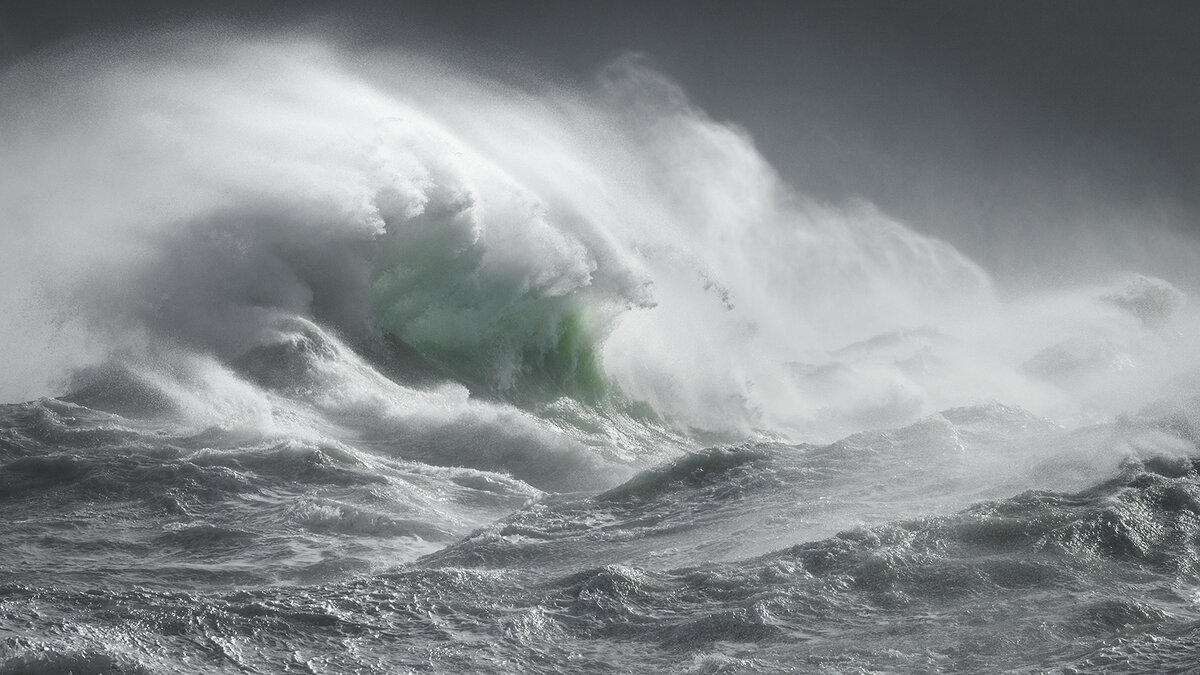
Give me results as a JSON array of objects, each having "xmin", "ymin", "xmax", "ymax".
[
  {"xmin": 4, "ymin": 31, "xmax": 1193, "ymax": 443},
  {"xmin": 4, "ymin": 27, "xmax": 1200, "ymax": 674}
]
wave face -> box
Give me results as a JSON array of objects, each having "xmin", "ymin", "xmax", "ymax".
[{"xmin": 3, "ymin": 29, "xmax": 1200, "ymax": 674}]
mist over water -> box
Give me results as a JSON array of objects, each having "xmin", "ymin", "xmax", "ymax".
[
  {"xmin": 3, "ymin": 31, "xmax": 1195, "ymax": 438},
  {"xmin": 4, "ymin": 26, "xmax": 1200, "ymax": 674}
]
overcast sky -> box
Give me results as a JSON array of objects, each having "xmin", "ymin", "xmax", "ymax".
[{"xmin": 4, "ymin": 1, "xmax": 1198, "ymax": 286}]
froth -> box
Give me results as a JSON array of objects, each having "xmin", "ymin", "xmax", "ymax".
[{"xmin": 0, "ymin": 30, "xmax": 1195, "ymax": 444}]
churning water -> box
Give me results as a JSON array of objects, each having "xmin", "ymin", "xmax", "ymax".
[{"xmin": 3, "ymin": 31, "xmax": 1200, "ymax": 673}]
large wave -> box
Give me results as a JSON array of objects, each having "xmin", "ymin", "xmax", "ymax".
[
  {"xmin": 1, "ymin": 29, "xmax": 1195, "ymax": 449},
  {"xmin": 8, "ymin": 25, "xmax": 1200, "ymax": 675}
]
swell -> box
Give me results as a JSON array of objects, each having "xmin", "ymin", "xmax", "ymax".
[
  {"xmin": 5, "ymin": 420, "xmax": 1200, "ymax": 674},
  {"xmin": 0, "ymin": 395, "xmax": 544, "ymax": 587}
]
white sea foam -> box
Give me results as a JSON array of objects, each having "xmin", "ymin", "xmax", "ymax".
[{"xmin": 0, "ymin": 29, "xmax": 1195, "ymax": 446}]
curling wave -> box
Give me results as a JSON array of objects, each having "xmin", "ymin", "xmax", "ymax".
[{"xmin": 3, "ymin": 30, "xmax": 1193, "ymax": 448}]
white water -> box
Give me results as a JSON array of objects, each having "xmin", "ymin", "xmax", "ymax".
[
  {"xmin": 8, "ymin": 28, "xmax": 1200, "ymax": 675},
  {"xmin": 0, "ymin": 29, "xmax": 1195, "ymax": 444}
]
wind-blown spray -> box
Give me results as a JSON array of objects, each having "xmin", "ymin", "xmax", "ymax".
[{"xmin": 4, "ymin": 28, "xmax": 1200, "ymax": 675}]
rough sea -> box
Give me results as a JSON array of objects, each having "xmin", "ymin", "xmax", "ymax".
[{"xmin": 3, "ymin": 30, "xmax": 1200, "ymax": 674}]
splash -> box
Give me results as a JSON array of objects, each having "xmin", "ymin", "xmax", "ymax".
[{"xmin": 0, "ymin": 29, "xmax": 1194, "ymax": 445}]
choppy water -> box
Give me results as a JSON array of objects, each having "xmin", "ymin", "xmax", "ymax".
[
  {"xmin": 4, "ymin": 29, "xmax": 1200, "ymax": 674},
  {"xmin": 6, "ymin": 392, "xmax": 1200, "ymax": 673}
]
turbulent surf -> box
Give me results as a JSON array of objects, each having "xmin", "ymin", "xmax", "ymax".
[{"xmin": 3, "ymin": 30, "xmax": 1200, "ymax": 674}]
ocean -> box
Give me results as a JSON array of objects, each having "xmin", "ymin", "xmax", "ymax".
[{"xmin": 3, "ymin": 31, "xmax": 1199, "ymax": 674}]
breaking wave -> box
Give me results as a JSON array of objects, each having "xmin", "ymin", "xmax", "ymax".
[
  {"xmin": 3, "ymin": 30, "xmax": 1193, "ymax": 447},
  {"xmin": 4, "ymin": 27, "xmax": 1200, "ymax": 674}
]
